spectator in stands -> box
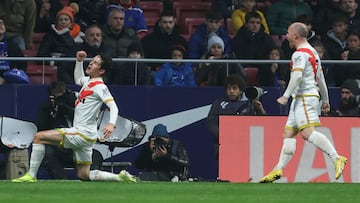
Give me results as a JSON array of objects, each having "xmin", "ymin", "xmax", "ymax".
[
  {"xmin": 110, "ymin": 41, "xmax": 151, "ymax": 85},
  {"xmin": 153, "ymin": 45, "xmax": 196, "ymax": 87},
  {"xmin": 135, "ymin": 123, "xmax": 189, "ymax": 181},
  {"xmin": 141, "ymin": 10, "xmax": 187, "ymax": 71},
  {"xmin": 231, "ymin": 0, "xmax": 270, "ymax": 34},
  {"xmin": 102, "ymin": 6, "xmax": 140, "ymax": 58},
  {"xmin": 0, "ymin": 19, "xmax": 27, "ymax": 85},
  {"xmin": 70, "ymin": 0, "xmax": 108, "ymax": 31},
  {"xmin": 257, "ymin": 47, "xmax": 289, "ymax": 87},
  {"xmin": 312, "ymin": 41, "xmax": 335, "ymax": 86},
  {"xmin": 232, "ymin": 11, "xmax": 276, "ymax": 67},
  {"xmin": 212, "ymin": 0, "xmax": 234, "ymax": 19},
  {"xmin": 35, "ymin": 0, "xmax": 63, "ymax": 33},
  {"xmin": 312, "ymin": 0, "xmax": 342, "ymax": 37},
  {"xmin": 188, "ymin": 9, "xmax": 232, "ymax": 60},
  {"xmin": 335, "ymin": 79, "xmax": 360, "ymax": 116},
  {"xmin": 206, "ymin": 74, "xmax": 266, "ymax": 159},
  {"xmin": 266, "ymin": 0, "xmax": 313, "ymax": 41},
  {"xmin": 334, "ymin": 29, "xmax": 360, "ymax": 86},
  {"xmin": 59, "ymin": 24, "xmax": 116, "ymax": 83},
  {"xmin": 281, "ymin": 14, "xmax": 322, "ymax": 59},
  {"xmin": 106, "ymin": 0, "xmax": 148, "ymax": 38},
  {"xmin": 197, "ymin": 33, "xmax": 247, "ymax": 86},
  {"xmin": 321, "ymin": 13, "xmax": 349, "ymax": 60},
  {"xmin": 339, "ymin": 0, "xmax": 360, "ymax": 31},
  {"xmin": 37, "ymin": 2, "xmax": 84, "ymax": 62},
  {"xmin": 37, "ymin": 81, "xmax": 103, "ymax": 179},
  {"xmin": 0, "ymin": 0, "xmax": 36, "ymax": 50}
]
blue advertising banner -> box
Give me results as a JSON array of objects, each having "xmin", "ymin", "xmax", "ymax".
[{"xmin": 0, "ymin": 85, "xmax": 341, "ymax": 180}]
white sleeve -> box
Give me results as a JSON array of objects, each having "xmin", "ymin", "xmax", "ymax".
[
  {"xmin": 283, "ymin": 52, "xmax": 305, "ymax": 98},
  {"xmin": 94, "ymin": 84, "xmax": 119, "ymax": 125},
  {"xmin": 317, "ymin": 66, "xmax": 329, "ymax": 103},
  {"xmin": 106, "ymin": 100, "xmax": 119, "ymax": 125},
  {"xmin": 283, "ymin": 71, "xmax": 302, "ymax": 98},
  {"xmin": 74, "ymin": 61, "xmax": 85, "ymax": 85}
]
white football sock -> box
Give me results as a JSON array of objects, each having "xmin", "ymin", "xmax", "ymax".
[
  {"xmin": 89, "ymin": 170, "xmax": 120, "ymax": 181},
  {"xmin": 28, "ymin": 143, "xmax": 45, "ymax": 178},
  {"xmin": 307, "ymin": 130, "xmax": 339, "ymax": 162},
  {"xmin": 274, "ymin": 138, "xmax": 296, "ymax": 170}
]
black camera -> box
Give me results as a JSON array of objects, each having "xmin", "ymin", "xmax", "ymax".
[
  {"xmin": 245, "ymin": 86, "xmax": 267, "ymax": 100},
  {"xmin": 154, "ymin": 137, "xmax": 168, "ymax": 149}
]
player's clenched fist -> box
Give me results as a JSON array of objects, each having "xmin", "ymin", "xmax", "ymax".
[{"xmin": 76, "ymin": 51, "xmax": 87, "ymax": 62}]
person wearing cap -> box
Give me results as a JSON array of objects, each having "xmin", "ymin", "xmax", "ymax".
[
  {"xmin": 110, "ymin": 41, "xmax": 151, "ymax": 85},
  {"xmin": 188, "ymin": 9, "xmax": 233, "ymax": 60},
  {"xmin": 153, "ymin": 45, "xmax": 196, "ymax": 87},
  {"xmin": 134, "ymin": 124, "xmax": 190, "ymax": 181},
  {"xmin": 197, "ymin": 32, "xmax": 247, "ymax": 86},
  {"xmin": 34, "ymin": 0, "xmax": 63, "ymax": 33},
  {"xmin": 37, "ymin": 2, "xmax": 84, "ymax": 61},
  {"xmin": 335, "ymin": 79, "xmax": 360, "ymax": 116}
]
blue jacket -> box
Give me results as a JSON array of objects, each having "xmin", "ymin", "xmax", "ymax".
[
  {"xmin": 153, "ymin": 63, "xmax": 197, "ymax": 87},
  {"xmin": 188, "ymin": 23, "xmax": 232, "ymax": 59}
]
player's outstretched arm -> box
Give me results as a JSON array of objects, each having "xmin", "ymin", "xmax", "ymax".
[{"xmin": 74, "ymin": 51, "xmax": 87, "ymax": 85}]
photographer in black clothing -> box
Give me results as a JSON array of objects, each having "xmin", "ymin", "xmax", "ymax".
[
  {"xmin": 134, "ymin": 124, "xmax": 189, "ymax": 181},
  {"xmin": 207, "ymin": 75, "xmax": 267, "ymax": 160},
  {"xmin": 37, "ymin": 81, "xmax": 103, "ymax": 179},
  {"xmin": 37, "ymin": 81, "xmax": 76, "ymax": 179}
]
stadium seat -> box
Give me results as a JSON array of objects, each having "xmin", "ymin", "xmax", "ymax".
[
  {"xmin": 138, "ymin": 1, "xmax": 163, "ymax": 19},
  {"xmin": 146, "ymin": 17, "xmax": 159, "ymax": 33},
  {"xmin": 22, "ymin": 49, "xmax": 37, "ymax": 57},
  {"xmin": 184, "ymin": 17, "xmax": 205, "ymax": 35},
  {"xmin": 244, "ymin": 67, "xmax": 259, "ymax": 86},
  {"xmin": 173, "ymin": 2, "xmax": 212, "ymax": 34},
  {"xmin": 26, "ymin": 64, "xmax": 57, "ymax": 85},
  {"xmin": 271, "ymin": 34, "xmax": 286, "ymax": 47},
  {"xmin": 59, "ymin": 0, "xmax": 69, "ymax": 6},
  {"xmin": 32, "ymin": 32, "xmax": 46, "ymax": 51},
  {"xmin": 180, "ymin": 34, "xmax": 191, "ymax": 42}
]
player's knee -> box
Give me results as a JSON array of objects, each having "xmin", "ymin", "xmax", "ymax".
[
  {"xmin": 283, "ymin": 144, "xmax": 295, "ymax": 155},
  {"xmin": 300, "ymin": 128, "xmax": 313, "ymax": 140},
  {"xmin": 33, "ymin": 132, "xmax": 44, "ymax": 143},
  {"xmin": 77, "ymin": 171, "xmax": 90, "ymax": 181}
]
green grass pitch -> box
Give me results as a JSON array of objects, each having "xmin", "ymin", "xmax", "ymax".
[{"xmin": 1, "ymin": 181, "xmax": 359, "ymax": 203}]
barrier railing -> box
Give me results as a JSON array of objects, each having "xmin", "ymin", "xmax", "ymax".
[{"xmin": 3, "ymin": 57, "xmax": 360, "ymax": 85}]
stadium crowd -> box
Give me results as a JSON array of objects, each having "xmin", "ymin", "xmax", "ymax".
[{"xmin": 0, "ymin": 0, "xmax": 359, "ymax": 88}]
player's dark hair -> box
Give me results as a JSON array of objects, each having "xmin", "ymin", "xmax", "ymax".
[{"xmin": 98, "ymin": 54, "xmax": 112, "ymax": 75}]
